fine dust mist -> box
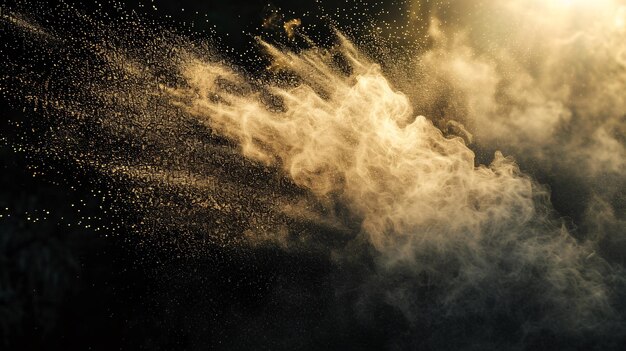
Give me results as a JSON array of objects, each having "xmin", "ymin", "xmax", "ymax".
[{"xmin": 1, "ymin": 0, "xmax": 625, "ymax": 349}]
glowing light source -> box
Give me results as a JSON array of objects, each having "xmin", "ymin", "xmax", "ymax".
[{"xmin": 616, "ymin": 7, "xmax": 626, "ymax": 29}]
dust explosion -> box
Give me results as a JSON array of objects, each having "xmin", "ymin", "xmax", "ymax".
[{"xmin": 1, "ymin": 0, "xmax": 625, "ymax": 349}]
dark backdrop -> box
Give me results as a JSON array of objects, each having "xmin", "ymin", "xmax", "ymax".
[
  {"xmin": 0, "ymin": 1, "xmax": 604, "ymax": 350},
  {"xmin": 0, "ymin": 1, "xmax": 399, "ymax": 350}
]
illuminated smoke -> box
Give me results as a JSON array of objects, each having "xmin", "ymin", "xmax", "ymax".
[
  {"xmin": 173, "ymin": 31, "xmax": 623, "ymax": 339},
  {"xmin": 405, "ymin": 0, "xmax": 626, "ymax": 256}
]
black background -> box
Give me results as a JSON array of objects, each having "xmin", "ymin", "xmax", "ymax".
[
  {"xmin": 0, "ymin": 1, "xmax": 400, "ymax": 350},
  {"xmin": 0, "ymin": 0, "xmax": 614, "ymax": 350}
]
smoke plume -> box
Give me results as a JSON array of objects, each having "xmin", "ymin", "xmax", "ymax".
[{"xmin": 403, "ymin": 0, "xmax": 626, "ymax": 260}]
